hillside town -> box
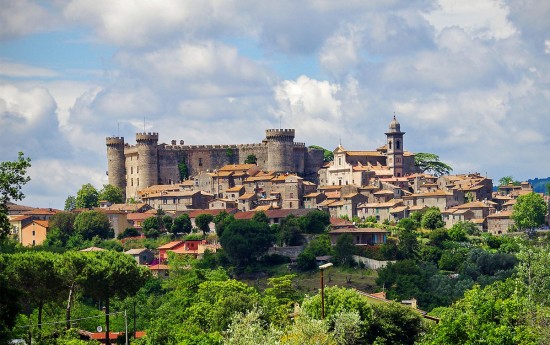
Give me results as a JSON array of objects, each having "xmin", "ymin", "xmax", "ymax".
[{"xmin": 7, "ymin": 117, "xmax": 550, "ymax": 248}]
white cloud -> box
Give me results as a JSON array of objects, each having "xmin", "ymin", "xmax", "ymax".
[
  {"xmin": 0, "ymin": 0, "xmax": 56, "ymax": 40},
  {"xmin": 424, "ymin": 0, "xmax": 516, "ymax": 40},
  {"xmin": 0, "ymin": 60, "xmax": 58, "ymax": 78}
]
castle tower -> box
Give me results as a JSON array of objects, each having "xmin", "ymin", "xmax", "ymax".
[
  {"xmin": 265, "ymin": 129, "xmax": 295, "ymax": 172},
  {"xmin": 385, "ymin": 116, "xmax": 405, "ymax": 177},
  {"xmin": 106, "ymin": 136, "xmax": 126, "ymax": 198},
  {"xmin": 136, "ymin": 132, "xmax": 159, "ymax": 191}
]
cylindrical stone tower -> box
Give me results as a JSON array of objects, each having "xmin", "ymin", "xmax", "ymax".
[
  {"xmin": 106, "ymin": 136, "xmax": 126, "ymax": 198},
  {"xmin": 265, "ymin": 129, "xmax": 295, "ymax": 172},
  {"xmin": 136, "ymin": 132, "xmax": 159, "ymax": 190}
]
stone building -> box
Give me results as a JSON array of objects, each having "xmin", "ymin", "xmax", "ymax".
[
  {"xmin": 318, "ymin": 117, "xmax": 417, "ymax": 187},
  {"xmin": 107, "ymin": 129, "xmax": 324, "ymax": 201}
]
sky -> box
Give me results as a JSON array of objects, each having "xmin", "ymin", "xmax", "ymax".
[{"xmin": 1, "ymin": 0, "xmax": 549, "ymax": 209}]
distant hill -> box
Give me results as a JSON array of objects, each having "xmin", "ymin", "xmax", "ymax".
[{"xmin": 528, "ymin": 177, "xmax": 550, "ymax": 194}]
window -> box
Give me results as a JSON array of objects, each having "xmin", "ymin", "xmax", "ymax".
[
  {"xmin": 396, "ymin": 140, "xmax": 401, "ymax": 150},
  {"xmin": 199, "ymin": 158, "xmax": 203, "ymax": 166},
  {"xmin": 131, "ymin": 178, "xmax": 134, "ymax": 186},
  {"xmin": 389, "ymin": 141, "xmax": 392, "ymax": 149},
  {"xmin": 32, "ymin": 230, "xmax": 35, "ymax": 236},
  {"xmin": 137, "ymin": 178, "xmax": 139, "ymax": 186},
  {"xmin": 131, "ymin": 166, "xmax": 133, "ymax": 174},
  {"xmin": 290, "ymin": 192, "xmax": 294, "ymax": 198},
  {"xmin": 338, "ymin": 157, "xmax": 342, "ymax": 165},
  {"xmin": 289, "ymin": 202, "xmax": 293, "ymax": 208}
]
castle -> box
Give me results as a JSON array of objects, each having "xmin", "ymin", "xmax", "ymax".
[{"xmin": 106, "ymin": 129, "xmax": 325, "ymax": 199}]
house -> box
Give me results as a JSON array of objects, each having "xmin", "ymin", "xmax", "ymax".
[
  {"xmin": 124, "ymin": 248, "xmax": 155, "ymax": 265},
  {"xmin": 126, "ymin": 211, "xmax": 156, "ymax": 230},
  {"xmin": 158, "ymin": 241, "xmax": 185, "ymax": 262},
  {"xmin": 303, "ymin": 192, "xmax": 327, "ymax": 209},
  {"xmin": 20, "ymin": 220, "xmax": 49, "ymax": 246},
  {"xmin": 356, "ymin": 199, "xmax": 404, "ymax": 223},
  {"xmin": 328, "ymin": 227, "xmax": 388, "ymax": 245},
  {"xmin": 233, "ymin": 208, "xmax": 312, "ymax": 225},
  {"xmin": 149, "ymin": 264, "xmax": 170, "ymax": 278},
  {"xmin": 404, "ymin": 189, "xmax": 463, "ymax": 210},
  {"xmin": 95, "ymin": 209, "xmax": 130, "ymax": 238},
  {"xmin": 8, "ymin": 214, "xmax": 33, "ymax": 240},
  {"xmin": 141, "ymin": 190, "xmax": 212, "ymax": 212},
  {"xmin": 21, "ymin": 208, "xmax": 60, "ymax": 221},
  {"xmin": 487, "ymin": 211, "xmax": 515, "ymax": 235},
  {"xmin": 208, "ymin": 199, "xmax": 237, "ymax": 210},
  {"xmin": 106, "ymin": 203, "xmax": 152, "ymax": 213}
]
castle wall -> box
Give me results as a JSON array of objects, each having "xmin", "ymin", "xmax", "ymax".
[
  {"xmin": 157, "ymin": 148, "xmax": 187, "ymax": 185},
  {"xmin": 136, "ymin": 133, "xmax": 159, "ymax": 197},
  {"xmin": 237, "ymin": 144, "xmax": 268, "ymax": 168},
  {"xmin": 304, "ymin": 147, "xmax": 324, "ymax": 180},
  {"xmin": 183, "ymin": 145, "xmax": 239, "ymax": 176}
]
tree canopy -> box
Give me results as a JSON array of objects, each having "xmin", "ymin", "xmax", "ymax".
[
  {"xmin": 414, "ymin": 153, "xmax": 452, "ymax": 176},
  {"xmin": 512, "ymin": 192, "xmax": 548, "ymax": 231},
  {"xmin": 75, "ymin": 183, "xmax": 99, "ymax": 209},
  {"xmin": 220, "ymin": 219, "xmax": 275, "ymax": 266},
  {"xmin": 0, "ymin": 152, "xmax": 31, "ymax": 239},
  {"xmin": 73, "ymin": 210, "xmax": 113, "ymax": 240},
  {"xmin": 308, "ymin": 145, "xmax": 334, "ymax": 162},
  {"xmin": 98, "ymin": 184, "xmax": 124, "ymax": 204}
]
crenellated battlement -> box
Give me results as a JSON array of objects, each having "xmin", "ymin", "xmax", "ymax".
[
  {"xmin": 106, "ymin": 137, "xmax": 125, "ymax": 146},
  {"xmin": 265, "ymin": 129, "xmax": 295, "ymax": 139},
  {"xmin": 136, "ymin": 132, "xmax": 159, "ymax": 145}
]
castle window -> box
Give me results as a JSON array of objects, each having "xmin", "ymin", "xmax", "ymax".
[
  {"xmin": 137, "ymin": 178, "xmax": 139, "ymax": 186},
  {"xmin": 131, "ymin": 178, "xmax": 134, "ymax": 186},
  {"xmin": 389, "ymin": 141, "xmax": 392, "ymax": 149},
  {"xmin": 396, "ymin": 140, "xmax": 400, "ymax": 150},
  {"xmin": 199, "ymin": 158, "xmax": 203, "ymax": 166},
  {"xmin": 131, "ymin": 166, "xmax": 133, "ymax": 174}
]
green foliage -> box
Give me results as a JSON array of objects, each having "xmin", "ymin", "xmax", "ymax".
[
  {"xmin": 421, "ymin": 279, "xmax": 541, "ymax": 345},
  {"xmin": 421, "ymin": 207, "xmax": 444, "ymax": 230},
  {"xmin": 397, "ymin": 217, "xmax": 419, "ymax": 232},
  {"xmin": 296, "ymin": 250, "xmax": 317, "ymax": 271},
  {"xmin": 512, "ymin": 192, "xmax": 548, "ymax": 230},
  {"xmin": 73, "ymin": 210, "xmax": 113, "ymax": 240},
  {"xmin": 498, "ymin": 176, "xmax": 519, "ymax": 186},
  {"xmin": 0, "ymin": 152, "xmax": 31, "ymax": 240},
  {"xmin": 117, "ymin": 227, "xmax": 140, "ymax": 239},
  {"xmin": 0, "ymin": 255, "xmax": 21, "ymax": 342},
  {"xmin": 171, "ymin": 213, "xmax": 192, "ymax": 236},
  {"xmin": 142, "ymin": 216, "xmax": 161, "ymax": 238},
  {"xmin": 244, "ymin": 154, "xmax": 257, "ymax": 164},
  {"xmin": 301, "ymin": 210, "xmax": 330, "ymax": 234},
  {"xmin": 397, "ymin": 228, "xmax": 419, "ymax": 260},
  {"xmin": 428, "ymin": 228, "xmax": 449, "ymax": 247},
  {"xmin": 44, "ymin": 211, "xmax": 77, "ymax": 247},
  {"xmin": 178, "ymin": 160, "xmax": 189, "ymax": 181},
  {"xmin": 64, "ymin": 195, "xmax": 76, "ymax": 211},
  {"xmin": 98, "ymin": 184, "xmax": 124, "ymax": 204},
  {"xmin": 305, "ymin": 234, "xmax": 333, "ymax": 257},
  {"xmin": 220, "ymin": 219, "xmax": 275, "ymax": 266},
  {"xmin": 308, "ymin": 145, "xmax": 334, "ymax": 162},
  {"xmin": 334, "ymin": 234, "xmax": 355, "ymax": 266},
  {"xmin": 75, "ymin": 183, "xmax": 99, "ymax": 209},
  {"xmin": 195, "ymin": 213, "xmax": 214, "ymax": 236},
  {"xmin": 447, "ymin": 223, "xmax": 468, "ymax": 242},
  {"xmin": 213, "ymin": 211, "xmax": 235, "ymax": 237},
  {"xmin": 414, "ymin": 153, "xmax": 452, "ymax": 177},
  {"xmin": 278, "ymin": 215, "xmax": 305, "ymax": 246}
]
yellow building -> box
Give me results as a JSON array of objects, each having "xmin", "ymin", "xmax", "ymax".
[{"xmin": 20, "ymin": 220, "xmax": 49, "ymax": 246}]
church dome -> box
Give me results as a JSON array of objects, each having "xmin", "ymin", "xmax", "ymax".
[{"xmin": 389, "ymin": 115, "xmax": 400, "ymax": 132}]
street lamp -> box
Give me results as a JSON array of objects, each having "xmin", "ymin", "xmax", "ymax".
[{"xmin": 319, "ymin": 263, "xmax": 333, "ymax": 320}]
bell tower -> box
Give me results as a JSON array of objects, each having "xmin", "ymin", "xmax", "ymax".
[{"xmin": 385, "ymin": 116, "xmax": 405, "ymax": 177}]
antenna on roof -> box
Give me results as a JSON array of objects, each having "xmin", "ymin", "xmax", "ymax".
[{"xmin": 143, "ymin": 117, "xmax": 146, "ymax": 132}]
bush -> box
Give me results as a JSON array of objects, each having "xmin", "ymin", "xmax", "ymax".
[
  {"xmin": 297, "ymin": 251, "xmax": 317, "ymax": 271},
  {"xmin": 260, "ymin": 254, "xmax": 291, "ymax": 266}
]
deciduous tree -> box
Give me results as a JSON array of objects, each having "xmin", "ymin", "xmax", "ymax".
[
  {"xmin": 75, "ymin": 183, "xmax": 99, "ymax": 209},
  {"xmin": 220, "ymin": 219, "xmax": 274, "ymax": 266},
  {"xmin": 98, "ymin": 184, "xmax": 124, "ymax": 204},
  {"xmin": 0, "ymin": 152, "xmax": 31, "ymax": 239},
  {"xmin": 74, "ymin": 210, "xmax": 113, "ymax": 240},
  {"xmin": 195, "ymin": 213, "xmax": 214, "ymax": 236},
  {"xmin": 512, "ymin": 192, "xmax": 548, "ymax": 231}
]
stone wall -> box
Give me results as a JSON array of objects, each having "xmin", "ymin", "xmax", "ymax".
[{"xmin": 352, "ymin": 255, "xmax": 395, "ymax": 269}]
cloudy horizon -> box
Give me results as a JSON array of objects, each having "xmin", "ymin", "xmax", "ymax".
[{"xmin": 1, "ymin": 0, "xmax": 549, "ymax": 209}]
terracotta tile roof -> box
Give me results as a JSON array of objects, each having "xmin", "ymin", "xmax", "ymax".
[
  {"xmin": 374, "ymin": 189, "xmax": 394, "ymax": 195},
  {"xmin": 324, "ymin": 191, "xmax": 341, "ymax": 199},
  {"xmin": 149, "ymin": 264, "xmax": 170, "ymax": 270},
  {"xmin": 180, "ymin": 180, "xmax": 194, "ymax": 186},
  {"xmin": 9, "ymin": 215, "xmax": 32, "ymax": 221},
  {"xmin": 454, "ymin": 201, "xmax": 491, "ymax": 209},
  {"xmin": 343, "ymin": 193, "xmax": 360, "ymax": 198},
  {"xmin": 186, "ymin": 209, "xmax": 237, "ymax": 218},
  {"xmin": 390, "ymin": 206, "xmax": 408, "ymax": 213},
  {"xmin": 239, "ymin": 192, "xmax": 256, "ymax": 200},
  {"xmin": 317, "ymin": 199, "xmax": 335, "ymax": 207},
  {"xmin": 80, "ymin": 247, "xmax": 105, "ymax": 252},
  {"xmin": 346, "ymin": 151, "xmax": 383, "ymax": 157},
  {"xmin": 219, "ymin": 164, "xmax": 257, "ymax": 171},
  {"xmin": 23, "ymin": 208, "xmax": 60, "ymax": 215},
  {"xmin": 127, "ymin": 213, "xmax": 153, "ymax": 221},
  {"xmin": 157, "ymin": 241, "xmax": 184, "ymax": 250},
  {"xmin": 253, "ymin": 205, "xmax": 272, "ymax": 211},
  {"xmin": 330, "ymin": 217, "xmax": 354, "ymax": 227},
  {"xmin": 328, "ymin": 201, "xmax": 344, "ymax": 207},
  {"xmin": 304, "ymin": 192, "xmax": 321, "ymax": 198},
  {"xmin": 124, "ymin": 248, "xmax": 151, "ymax": 255},
  {"xmin": 487, "ymin": 210, "xmax": 513, "ymax": 218},
  {"xmin": 225, "ymin": 185, "xmax": 244, "ymax": 192},
  {"xmin": 106, "ymin": 203, "xmax": 150, "ymax": 212},
  {"xmin": 245, "ymin": 175, "xmax": 274, "ymax": 182},
  {"xmin": 413, "ymin": 190, "xmax": 452, "ymax": 197}
]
